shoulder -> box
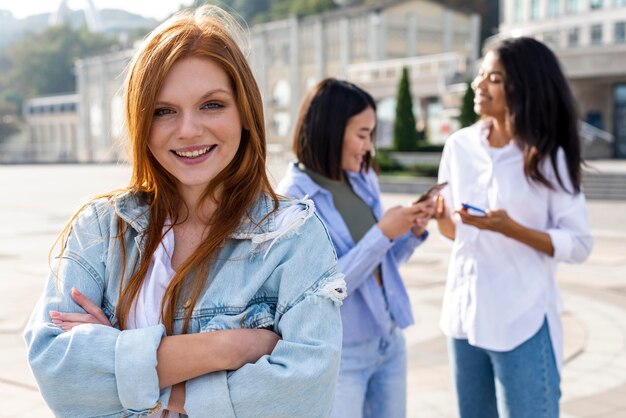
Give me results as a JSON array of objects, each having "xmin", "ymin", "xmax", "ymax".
[
  {"xmin": 276, "ymin": 162, "xmax": 311, "ymax": 198},
  {"xmin": 445, "ymin": 123, "xmax": 482, "ymax": 149},
  {"xmin": 67, "ymin": 191, "xmax": 149, "ymax": 245}
]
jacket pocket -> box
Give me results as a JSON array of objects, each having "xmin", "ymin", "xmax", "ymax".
[{"xmin": 199, "ymin": 302, "xmax": 276, "ymax": 332}]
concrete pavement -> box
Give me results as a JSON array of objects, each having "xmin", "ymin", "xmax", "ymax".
[{"xmin": 1, "ymin": 163, "xmax": 625, "ymax": 417}]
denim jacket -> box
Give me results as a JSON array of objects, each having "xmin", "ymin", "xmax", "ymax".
[
  {"xmin": 277, "ymin": 163, "xmax": 427, "ymax": 343},
  {"xmin": 24, "ymin": 191, "xmax": 346, "ymax": 418}
]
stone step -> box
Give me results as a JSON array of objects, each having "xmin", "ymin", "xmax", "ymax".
[{"xmin": 379, "ymin": 172, "xmax": 626, "ymax": 200}]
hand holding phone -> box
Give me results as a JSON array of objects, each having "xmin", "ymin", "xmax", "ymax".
[
  {"xmin": 416, "ymin": 181, "xmax": 448, "ymax": 203},
  {"xmin": 461, "ymin": 203, "xmax": 487, "ymax": 217}
]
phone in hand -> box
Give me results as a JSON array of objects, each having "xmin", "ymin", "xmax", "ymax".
[
  {"xmin": 416, "ymin": 181, "xmax": 448, "ymax": 203},
  {"xmin": 461, "ymin": 203, "xmax": 487, "ymax": 216}
]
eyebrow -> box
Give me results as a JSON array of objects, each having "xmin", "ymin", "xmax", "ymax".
[
  {"xmin": 155, "ymin": 88, "xmax": 234, "ymax": 106},
  {"xmin": 481, "ymin": 69, "xmax": 505, "ymax": 76}
]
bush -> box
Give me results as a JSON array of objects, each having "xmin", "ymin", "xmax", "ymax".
[
  {"xmin": 375, "ymin": 149, "xmax": 403, "ymax": 172},
  {"xmin": 405, "ymin": 163, "xmax": 439, "ymax": 177}
]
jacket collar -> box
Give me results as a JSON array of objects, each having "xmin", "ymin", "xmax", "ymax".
[{"xmin": 113, "ymin": 190, "xmax": 277, "ymax": 238}]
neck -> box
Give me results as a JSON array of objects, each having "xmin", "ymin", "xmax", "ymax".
[
  {"xmin": 489, "ymin": 117, "xmax": 512, "ymax": 148},
  {"xmin": 178, "ymin": 185, "xmax": 219, "ymax": 226}
]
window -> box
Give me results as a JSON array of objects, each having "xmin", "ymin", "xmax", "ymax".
[
  {"xmin": 590, "ymin": 0, "xmax": 603, "ymax": 10},
  {"xmin": 616, "ymin": 22, "xmax": 626, "ymax": 43},
  {"xmin": 548, "ymin": 0, "xmax": 560, "ymax": 17},
  {"xmin": 615, "ymin": 0, "xmax": 626, "ymax": 6},
  {"xmin": 591, "ymin": 24, "xmax": 603, "ymax": 45},
  {"xmin": 530, "ymin": 0, "xmax": 540, "ymax": 20},
  {"xmin": 568, "ymin": 27, "xmax": 580, "ymax": 46},
  {"xmin": 567, "ymin": 0, "xmax": 580, "ymax": 13},
  {"xmin": 543, "ymin": 31, "xmax": 560, "ymax": 49},
  {"xmin": 514, "ymin": 0, "xmax": 523, "ymax": 22}
]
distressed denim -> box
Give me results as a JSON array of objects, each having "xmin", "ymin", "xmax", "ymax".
[
  {"xmin": 448, "ymin": 318, "xmax": 560, "ymax": 418},
  {"xmin": 24, "ymin": 192, "xmax": 346, "ymax": 418}
]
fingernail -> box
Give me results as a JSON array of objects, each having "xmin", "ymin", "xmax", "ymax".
[
  {"xmin": 71, "ymin": 288, "xmax": 82, "ymax": 296},
  {"xmin": 49, "ymin": 311, "xmax": 59, "ymax": 318}
]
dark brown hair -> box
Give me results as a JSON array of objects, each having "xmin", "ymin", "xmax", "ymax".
[
  {"xmin": 292, "ymin": 78, "xmax": 376, "ymax": 180},
  {"xmin": 486, "ymin": 36, "xmax": 582, "ymax": 193}
]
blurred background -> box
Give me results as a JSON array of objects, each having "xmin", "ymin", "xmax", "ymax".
[
  {"xmin": 1, "ymin": 0, "xmax": 623, "ymax": 168},
  {"xmin": 1, "ymin": 1, "xmax": 625, "ymax": 417}
]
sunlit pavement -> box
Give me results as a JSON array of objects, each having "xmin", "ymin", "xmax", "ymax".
[{"xmin": 1, "ymin": 162, "xmax": 625, "ymax": 417}]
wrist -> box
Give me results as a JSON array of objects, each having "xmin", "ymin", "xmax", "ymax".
[{"xmin": 501, "ymin": 217, "xmax": 520, "ymax": 238}]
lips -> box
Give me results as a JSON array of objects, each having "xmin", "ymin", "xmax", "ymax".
[{"xmin": 172, "ymin": 145, "xmax": 216, "ymax": 158}]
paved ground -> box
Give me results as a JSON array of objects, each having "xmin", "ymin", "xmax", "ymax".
[{"xmin": 1, "ymin": 163, "xmax": 625, "ymax": 417}]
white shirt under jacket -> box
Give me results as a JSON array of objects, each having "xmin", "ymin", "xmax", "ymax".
[{"xmin": 437, "ymin": 120, "xmax": 593, "ymax": 372}]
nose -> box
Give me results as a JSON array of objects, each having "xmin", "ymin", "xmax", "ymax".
[
  {"xmin": 365, "ymin": 135, "xmax": 374, "ymax": 152},
  {"xmin": 471, "ymin": 74, "xmax": 485, "ymax": 90},
  {"xmin": 177, "ymin": 111, "xmax": 203, "ymax": 139}
]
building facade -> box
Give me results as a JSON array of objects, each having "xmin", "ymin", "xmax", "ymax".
[
  {"xmin": 499, "ymin": 0, "xmax": 626, "ymax": 158},
  {"xmin": 22, "ymin": 94, "xmax": 80, "ymax": 162},
  {"xmin": 23, "ymin": 0, "xmax": 479, "ymax": 162},
  {"xmin": 250, "ymin": 0, "xmax": 480, "ymax": 147}
]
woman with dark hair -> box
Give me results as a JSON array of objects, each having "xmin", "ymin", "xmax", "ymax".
[
  {"xmin": 278, "ymin": 78, "xmax": 435, "ymax": 418},
  {"xmin": 23, "ymin": 6, "xmax": 345, "ymax": 417},
  {"xmin": 435, "ymin": 37, "xmax": 593, "ymax": 417}
]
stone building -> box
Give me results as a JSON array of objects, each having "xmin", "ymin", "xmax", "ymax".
[
  {"xmin": 498, "ymin": 0, "xmax": 626, "ymax": 158},
  {"xmin": 24, "ymin": 0, "xmax": 480, "ymax": 162},
  {"xmin": 22, "ymin": 94, "xmax": 80, "ymax": 162}
]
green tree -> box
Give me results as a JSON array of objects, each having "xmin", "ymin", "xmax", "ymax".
[
  {"xmin": 459, "ymin": 80, "xmax": 478, "ymax": 128},
  {"xmin": 5, "ymin": 25, "xmax": 114, "ymax": 99},
  {"xmin": 393, "ymin": 67, "xmax": 418, "ymax": 152},
  {"xmin": 0, "ymin": 101, "xmax": 20, "ymax": 143}
]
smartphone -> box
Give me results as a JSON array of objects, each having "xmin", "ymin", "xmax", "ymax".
[
  {"xmin": 461, "ymin": 203, "xmax": 487, "ymax": 216},
  {"xmin": 416, "ymin": 181, "xmax": 448, "ymax": 203}
]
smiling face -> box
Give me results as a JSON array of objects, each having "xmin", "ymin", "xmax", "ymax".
[
  {"xmin": 472, "ymin": 51, "xmax": 508, "ymax": 121},
  {"xmin": 341, "ymin": 106, "xmax": 375, "ymax": 173},
  {"xmin": 148, "ymin": 56, "xmax": 242, "ymax": 197}
]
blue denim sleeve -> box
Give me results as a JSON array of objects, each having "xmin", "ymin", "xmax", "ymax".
[
  {"xmin": 183, "ymin": 214, "xmax": 345, "ymax": 418},
  {"xmin": 23, "ymin": 204, "xmax": 170, "ymax": 417}
]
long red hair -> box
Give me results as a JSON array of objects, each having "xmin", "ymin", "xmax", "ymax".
[{"xmin": 56, "ymin": 5, "xmax": 277, "ymax": 334}]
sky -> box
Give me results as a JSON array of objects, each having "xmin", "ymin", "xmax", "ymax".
[{"xmin": 0, "ymin": 0, "xmax": 197, "ymax": 21}]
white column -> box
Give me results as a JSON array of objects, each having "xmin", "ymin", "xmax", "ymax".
[
  {"xmin": 368, "ymin": 11, "xmax": 381, "ymax": 61},
  {"xmin": 406, "ymin": 13, "xmax": 416, "ymax": 57},
  {"xmin": 339, "ymin": 17, "xmax": 350, "ymax": 78},
  {"xmin": 469, "ymin": 14, "xmax": 481, "ymax": 77},
  {"xmin": 442, "ymin": 10, "xmax": 453, "ymax": 51},
  {"xmin": 313, "ymin": 18, "xmax": 325, "ymax": 80},
  {"xmin": 539, "ymin": 0, "xmax": 548, "ymax": 19},
  {"xmin": 288, "ymin": 16, "xmax": 300, "ymax": 135}
]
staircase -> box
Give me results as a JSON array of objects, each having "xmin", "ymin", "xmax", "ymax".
[
  {"xmin": 583, "ymin": 171, "xmax": 626, "ymax": 200},
  {"xmin": 380, "ymin": 168, "xmax": 626, "ymax": 201}
]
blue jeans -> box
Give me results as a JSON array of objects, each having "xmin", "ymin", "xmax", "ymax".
[
  {"xmin": 329, "ymin": 324, "xmax": 407, "ymax": 418},
  {"xmin": 448, "ymin": 319, "xmax": 560, "ymax": 418}
]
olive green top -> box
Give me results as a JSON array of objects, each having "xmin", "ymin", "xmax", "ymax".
[{"xmin": 302, "ymin": 165, "xmax": 377, "ymax": 244}]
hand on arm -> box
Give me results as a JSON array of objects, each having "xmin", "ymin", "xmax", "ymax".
[{"xmin": 457, "ymin": 207, "xmax": 554, "ymax": 256}]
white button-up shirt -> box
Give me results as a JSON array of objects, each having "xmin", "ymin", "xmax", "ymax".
[{"xmin": 438, "ymin": 120, "xmax": 593, "ymax": 371}]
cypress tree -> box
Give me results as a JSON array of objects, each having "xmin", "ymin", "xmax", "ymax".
[
  {"xmin": 393, "ymin": 67, "xmax": 418, "ymax": 152},
  {"xmin": 459, "ymin": 80, "xmax": 478, "ymax": 128}
]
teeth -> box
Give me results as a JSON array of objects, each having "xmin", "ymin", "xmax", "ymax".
[{"xmin": 174, "ymin": 147, "xmax": 212, "ymax": 158}]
